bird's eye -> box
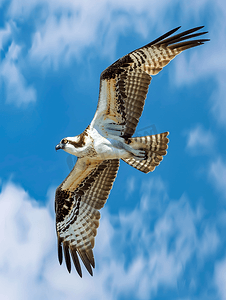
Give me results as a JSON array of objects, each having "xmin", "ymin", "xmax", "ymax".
[{"xmin": 61, "ymin": 139, "xmax": 68, "ymax": 144}]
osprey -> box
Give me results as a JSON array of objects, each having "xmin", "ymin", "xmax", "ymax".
[{"xmin": 55, "ymin": 26, "xmax": 209, "ymax": 277}]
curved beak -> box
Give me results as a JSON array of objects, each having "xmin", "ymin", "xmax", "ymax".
[{"xmin": 55, "ymin": 143, "xmax": 62, "ymax": 151}]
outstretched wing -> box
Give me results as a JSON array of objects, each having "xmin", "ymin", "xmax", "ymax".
[
  {"xmin": 91, "ymin": 26, "xmax": 209, "ymax": 138},
  {"xmin": 55, "ymin": 158, "xmax": 119, "ymax": 277}
]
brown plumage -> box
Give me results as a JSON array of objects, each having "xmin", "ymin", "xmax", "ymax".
[
  {"xmin": 123, "ymin": 132, "xmax": 169, "ymax": 173},
  {"xmin": 56, "ymin": 159, "xmax": 119, "ymax": 276},
  {"xmin": 55, "ymin": 26, "xmax": 209, "ymax": 277}
]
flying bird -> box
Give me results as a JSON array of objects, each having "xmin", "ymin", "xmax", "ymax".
[{"xmin": 55, "ymin": 26, "xmax": 209, "ymax": 277}]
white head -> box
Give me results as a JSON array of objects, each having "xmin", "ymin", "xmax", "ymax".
[{"xmin": 55, "ymin": 136, "xmax": 84, "ymax": 156}]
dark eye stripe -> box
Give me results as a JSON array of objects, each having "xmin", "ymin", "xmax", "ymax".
[{"xmin": 61, "ymin": 139, "xmax": 68, "ymax": 144}]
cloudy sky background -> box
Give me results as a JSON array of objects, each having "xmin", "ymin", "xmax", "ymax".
[{"xmin": 1, "ymin": 0, "xmax": 226, "ymax": 299}]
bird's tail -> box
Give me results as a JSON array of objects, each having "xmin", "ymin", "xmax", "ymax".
[{"xmin": 122, "ymin": 132, "xmax": 169, "ymax": 173}]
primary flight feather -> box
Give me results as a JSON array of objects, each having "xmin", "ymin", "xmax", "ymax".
[{"xmin": 55, "ymin": 26, "xmax": 209, "ymax": 277}]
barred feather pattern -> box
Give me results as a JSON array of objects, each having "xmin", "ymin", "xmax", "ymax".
[
  {"xmin": 56, "ymin": 158, "xmax": 119, "ymax": 277},
  {"xmin": 122, "ymin": 132, "xmax": 169, "ymax": 173},
  {"xmin": 55, "ymin": 26, "xmax": 209, "ymax": 277},
  {"xmin": 92, "ymin": 26, "xmax": 208, "ymax": 139},
  {"xmin": 112, "ymin": 46, "xmax": 179, "ymax": 138},
  {"xmin": 116, "ymin": 69, "xmax": 152, "ymax": 137}
]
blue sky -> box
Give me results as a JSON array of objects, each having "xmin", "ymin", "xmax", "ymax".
[{"xmin": 0, "ymin": 0, "xmax": 226, "ymax": 299}]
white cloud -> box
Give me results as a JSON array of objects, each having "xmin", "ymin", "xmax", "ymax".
[
  {"xmin": 0, "ymin": 0, "xmax": 6, "ymax": 7},
  {"xmin": 215, "ymin": 257, "xmax": 226, "ymax": 300},
  {"xmin": 125, "ymin": 176, "xmax": 136, "ymax": 198},
  {"xmin": 209, "ymin": 157, "xmax": 226, "ymax": 198},
  {"xmin": 5, "ymin": 0, "xmax": 208, "ymax": 69},
  {"xmin": 107, "ymin": 184, "xmax": 219, "ymax": 299},
  {"xmin": 0, "ymin": 23, "xmax": 11, "ymax": 50},
  {"xmin": 0, "ymin": 41, "xmax": 36, "ymax": 106},
  {"xmin": 29, "ymin": 12, "xmax": 102, "ymax": 69},
  {"xmin": 171, "ymin": 1, "xmax": 226, "ymax": 129},
  {"xmin": 186, "ymin": 125, "xmax": 215, "ymax": 155},
  {"xmin": 27, "ymin": 0, "xmax": 158, "ymax": 68},
  {"xmin": 1, "ymin": 0, "xmax": 226, "ymax": 128},
  {"xmin": 3, "ymin": 0, "xmax": 226, "ymax": 122},
  {"xmin": 211, "ymin": 75, "xmax": 226, "ymax": 128},
  {"xmin": 0, "ymin": 179, "xmax": 220, "ymax": 299},
  {"xmin": 0, "ymin": 182, "xmax": 54, "ymax": 300}
]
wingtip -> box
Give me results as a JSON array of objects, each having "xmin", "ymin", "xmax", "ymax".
[
  {"xmin": 66, "ymin": 260, "xmax": 72, "ymax": 273},
  {"xmin": 167, "ymin": 25, "xmax": 181, "ymax": 35},
  {"xmin": 78, "ymin": 271, "xmax": 83, "ymax": 278},
  {"xmin": 58, "ymin": 240, "xmax": 63, "ymax": 265},
  {"xmin": 88, "ymin": 267, "xmax": 93, "ymax": 277},
  {"xmin": 77, "ymin": 248, "xmax": 94, "ymax": 277},
  {"xmin": 186, "ymin": 25, "xmax": 206, "ymax": 33},
  {"xmin": 63, "ymin": 242, "xmax": 72, "ymax": 273},
  {"xmin": 170, "ymin": 25, "xmax": 181, "ymax": 33},
  {"xmin": 146, "ymin": 26, "xmax": 181, "ymax": 47},
  {"xmin": 195, "ymin": 25, "xmax": 205, "ymax": 30},
  {"xmin": 70, "ymin": 247, "xmax": 83, "ymax": 277},
  {"xmin": 201, "ymin": 38, "xmax": 210, "ymax": 42},
  {"xmin": 200, "ymin": 31, "xmax": 209, "ymax": 36},
  {"xmin": 170, "ymin": 26, "xmax": 181, "ymax": 35}
]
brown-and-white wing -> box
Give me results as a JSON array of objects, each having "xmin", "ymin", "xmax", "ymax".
[
  {"xmin": 55, "ymin": 158, "xmax": 119, "ymax": 277},
  {"xmin": 91, "ymin": 26, "xmax": 209, "ymax": 139}
]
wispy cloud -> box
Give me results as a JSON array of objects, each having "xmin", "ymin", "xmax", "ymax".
[
  {"xmin": 0, "ymin": 182, "xmax": 54, "ymax": 300},
  {"xmin": 5, "ymin": 0, "xmax": 211, "ymax": 69},
  {"xmin": 0, "ymin": 23, "xmax": 11, "ymax": 50},
  {"xmin": 3, "ymin": 0, "xmax": 224, "ymax": 113},
  {"xmin": 209, "ymin": 157, "xmax": 226, "ymax": 198},
  {"xmin": 186, "ymin": 125, "xmax": 215, "ymax": 155},
  {"xmin": 0, "ymin": 179, "xmax": 219, "ymax": 299},
  {"xmin": 211, "ymin": 75, "xmax": 226, "ymax": 128},
  {"xmin": 172, "ymin": 1, "xmax": 226, "ymax": 129},
  {"xmin": 215, "ymin": 257, "xmax": 226, "ymax": 300},
  {"xmin": 1, "ymin": 42, "xmax": 36, "ymax": 106},
  {"xmin": 125, "ymin": 176, "xmax": 136, "ymax": 198},
  {"xmin": 0, "ymin": 23, "xmax": 36, "ymax": 106},
  {"xmin": 27, "ymin": 0, "xmax": 154, "ymax": 68}
]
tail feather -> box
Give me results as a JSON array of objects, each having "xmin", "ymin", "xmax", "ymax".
[{"xmin": 122, "ymin": 132, "xmax": 169, "ymax": 173}]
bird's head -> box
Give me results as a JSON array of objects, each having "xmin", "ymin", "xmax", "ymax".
[{"xmin": 55, "ymin": 136, "xmax": 83, "ymax": 156}]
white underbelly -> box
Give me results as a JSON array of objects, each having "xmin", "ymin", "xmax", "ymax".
[{"xmin": 93, "ymin": 133, "xmax": 128, "ymax": 160}]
